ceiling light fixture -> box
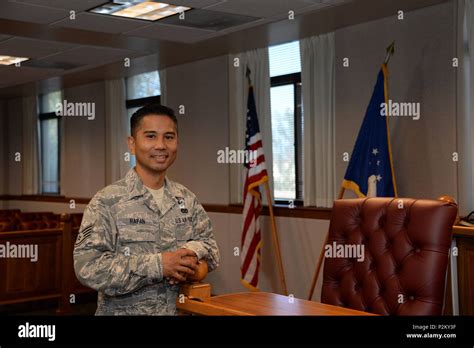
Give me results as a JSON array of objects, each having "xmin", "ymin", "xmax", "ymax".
[
  {"xmin": 89, "ymin": 1, "xmax": 190, "ymax": 21},
  {"xmin": 0, "ymin": 55, "xmax": 29, "ymax": 66}
]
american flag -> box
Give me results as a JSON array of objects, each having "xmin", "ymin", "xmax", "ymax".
[{"xmin": 240, "ymin": 86, "xmax": 268, "ymax": 290}]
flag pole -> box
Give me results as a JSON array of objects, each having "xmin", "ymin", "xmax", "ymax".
[
  {"xmin": 307, "ymin": 42, "xmax": 395, "ymax": 301},
  {"xmin": 264, "ymin": 181, "xmax": 288, "ymax": 296},
  {"xmin": 384, "ymin": 41, "xmax": 395, "ymax": 65},
  {"xmin": 247, "ymin": 66, "xmax": 288, "ymax": 296},
  {"xmin": 307, "ymin": 187, "xmax": 344, "ymax": 300}
]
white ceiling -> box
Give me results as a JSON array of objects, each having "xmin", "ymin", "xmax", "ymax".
[
  {"xmin": 0, "ymin": 37, "xmax": 74, "ymax": 59},
  {"xmin": 37, "ymin": 45, "xmax": 142, "ymax": 66},
  {"xmin": 12, "ymin": 0, "xmax": 109, "ymax": 12},
  {"xmin": 0, "ymin": 65, "xmax": 63, "ymax": 89},
  {"xmin": 125, "ymin": 22, "xmax": 217, "ymax": 43},
  {"xmin": 0, "ymin": 1, "xmax": 69, "ymax": 24},
  {"xmin": 205, "ymin": 0, "xmax": 324, "ymax": 18},
  {"xmin": 6, "ymin": 0, "xmax": 348, "ymax": 41},
  {"xmin": 50, "ymin": 13, "xmax": 152, "ymax": 34},
  {"xmin": 0, "ymin": 0, "xmax": 351, "ymax": 91}
]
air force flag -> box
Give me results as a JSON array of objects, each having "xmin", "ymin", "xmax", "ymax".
[{"xmin": 342, "ymin": 64, "xmax": 397, "ymax": 198}]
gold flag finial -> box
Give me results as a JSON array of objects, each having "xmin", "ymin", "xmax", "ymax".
[
  {"xmin": 246, "ymin": 65, "xmax": 252, "ymax": 86},
  {"xmin": 384, "ymin": 41, "xmax": 395, "ymax": 65}
]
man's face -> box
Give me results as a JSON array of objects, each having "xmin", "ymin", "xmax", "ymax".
[{"xmin": 128, "ymin": 114, "xmax": 178, "ymax": 174}]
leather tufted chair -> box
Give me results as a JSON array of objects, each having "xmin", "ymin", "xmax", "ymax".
[{"xmin": 321, "ymin": 197, "xmax": 457, "ymax": 315}]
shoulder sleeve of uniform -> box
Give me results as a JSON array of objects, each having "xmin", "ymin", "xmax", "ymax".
[
  {"xmin": 73, "ymin": 192, "xmax": 163, "ymax": 296},
  {"xmin": 75, "ymin": 195, "xmax": 112, "ymax": 250}
]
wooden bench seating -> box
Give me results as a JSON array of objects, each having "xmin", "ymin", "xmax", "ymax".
[{"xmin": 0, "ymin": 212, "xmax": 94, "ymax": 314}]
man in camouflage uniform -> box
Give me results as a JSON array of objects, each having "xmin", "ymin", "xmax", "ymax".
[{"xmin": 74, "ymin": 104, "xmax": 220, "ymax": 315}]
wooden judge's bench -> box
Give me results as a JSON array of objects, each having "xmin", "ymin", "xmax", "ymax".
[
  {"xmin": 178, "ymin": 224, "xmax": 474, "ymax": 316},
  {"xmin": 177, "ymin": 284, "xmax": 375, "ymax": 316},
  {"xmin": 451, "ymin": 225, "xmax": 474, "ymax": 315}
]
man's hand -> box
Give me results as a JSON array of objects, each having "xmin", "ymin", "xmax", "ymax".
[
  {"xmin": 166, "ymin": 252, "xmax": 198, "ymax": 285},
  {"xmin": 167, "ymin": 254, "xmax": 198, "ymax": 285},
  {"xmin": 162, "ymin": 249, "xmax": 198, "ymax": 284}
]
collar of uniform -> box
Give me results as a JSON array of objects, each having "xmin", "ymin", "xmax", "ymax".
[
  {"xmin": 126, "ymin": 167, "xmax": 148, "ymax": 199},
  {"xmin": 126, "ymin": 167, "xmax": 179, "ymax": 215}
]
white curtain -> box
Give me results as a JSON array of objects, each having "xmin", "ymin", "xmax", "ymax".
[
  {"xmin": 228, "ymin": 48, "xmax": 272, "ymax": 204},
  {"xmin": 21, "ymin": 95, "xmax": 40, "ymax": 194},
  {"xmin": 300, "ymin": 32, "xmax": 336, "ymax": 208},
  {"xmin": 460, "ymin": 0, "xmax": 474, "ymax": 216},
  {"xmin": 159, "ymin": 68, "xmax": 167, "ymax": 106},
  {"xmin": 105, "ymin": 78, "xmax": 129, "ymax": 184}
]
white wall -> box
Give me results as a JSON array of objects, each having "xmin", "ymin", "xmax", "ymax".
[
  {"xmin": 166, "ymin": 55, "xmax": 230, "ymax": 205},
  {"xmin": 62, "ymin": 82, "xmax": 107, "ymax": 198}
]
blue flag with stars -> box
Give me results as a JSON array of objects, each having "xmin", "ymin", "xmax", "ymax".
[{"xmin": 342, "ymin": 64, "xmax": 397, "ymax": 198}]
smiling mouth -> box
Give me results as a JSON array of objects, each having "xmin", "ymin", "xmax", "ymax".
[{"xmin": 151, "ymin": 154, "xmax": 168, "ymax": 162}]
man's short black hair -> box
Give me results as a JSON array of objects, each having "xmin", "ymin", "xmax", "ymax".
[{"xmin": 130, "ymin": 104, "xmax": 178, "ymax": 136}]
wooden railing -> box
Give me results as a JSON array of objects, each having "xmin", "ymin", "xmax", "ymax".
[{"xmin": 0, "ymin": 213, "xmax": 94, "ymax": 314}]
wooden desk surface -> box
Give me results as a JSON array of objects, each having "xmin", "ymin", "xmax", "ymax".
[
  {"xmin": 177, "ymin": 292, "xmax": 376, "ymax": 316},
  {"xmin": 453, "ymin": 225, "xmax": 474, "ymax": 238}
]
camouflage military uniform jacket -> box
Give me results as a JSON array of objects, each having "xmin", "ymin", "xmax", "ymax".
[{"xmin": 73, "ymin": 168, "xmax": 220, "ymax": 315}]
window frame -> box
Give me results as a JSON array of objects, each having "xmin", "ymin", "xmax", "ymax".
[
  {"xmin": 125, "ymin": 95, "xmax": 161, "ymax": 110},
  {"xmin": 270, "ymin": 72, "xmax": 303, "ymax": 207},
  {"xmin": 38, "ymin": 110, "xmax": 61, "ymax": 195}
]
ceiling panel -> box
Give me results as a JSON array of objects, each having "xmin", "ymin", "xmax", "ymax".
[
  {"xmin": 38, "ymin": 46, "xmax": 142, "ymax": 67},
  {"xmin": 0, "ymin": 1, "xmax": 68, "ymax": 24},
  {"xmin": 50, "ymin": 12, "xmax": 152, "ymax": 34},
  {"xmin": 0, "ymin": 35, "xmax": 12, "ymax": 43},
  {"xmin": 12, "ymin": 0, "xmax": 107, "ymax": 11},
  {"xmin": 0, "ymin": 65, "xmax": 63, "ymax": 89},
  {"xmin": 159, "ymin": 9, "xmax": 259, "ymax": 31},
  {"xmin": 305, "ymin": 0, "xmax": 352, "ymax": 3},
  {"xmin": 124, "ymin": 22, "xmax": 217, "ymax": 43},
  {"xmin": 303, "ymin": 0, "xmax": 353, "ymax": 7},
  {"xmin": 0, "ymin": 37, "xmax": 75, "ymax": 59},
  {"xmin": 168, "ymin": 0, "xmax": 226, "ymax": 8},
  {"xmin": 204, "ymin": 0, "xmax": 316, "ymax": 18}
]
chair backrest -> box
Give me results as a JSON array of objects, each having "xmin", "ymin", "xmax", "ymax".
[
  {"xmin": 321, "ymin": 197, "xmax": 457, "ymax": 315},
  {"xmin": 0, "ymin": 209, "xmax": 20, "ymax": 217}
]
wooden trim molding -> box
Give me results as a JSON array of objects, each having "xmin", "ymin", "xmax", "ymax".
[
  {"xmin": 0, "ymin": 195, "xmax": 333, "ymax": 220},
  {"xmin": 0, "ymin": 194, "xmax": 90, "ymax": 205},
  {"xmin": 202, "ymin": 204, "xmax": 332, "ymax": 219},
  {"xmin": 453, "ymin": 225, "xmax": 474, "ymax": 238}
]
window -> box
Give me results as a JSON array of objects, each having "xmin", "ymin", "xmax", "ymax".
[
  {"xmin": 269, "ymin": 41, "xmax": 303, "ymax": 204},
  {"xmin": 39, "ymin": 91, "xmax": 62, "ymax": 194},
  {"xmin": 125, "ymin": 71, "xmax": 161, "ymax": 167}
]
